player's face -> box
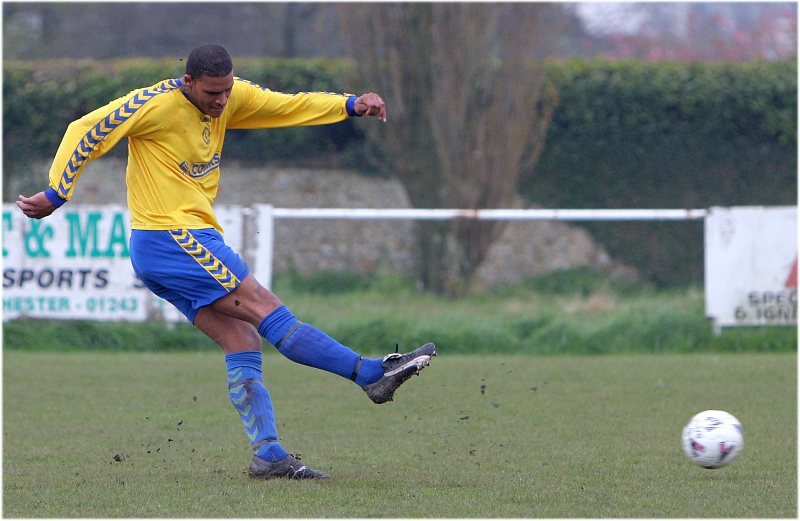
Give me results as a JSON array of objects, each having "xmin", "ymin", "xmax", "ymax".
[{"xmin": 182, "ymin": 72, "xmax": 234, "ymax": 118}]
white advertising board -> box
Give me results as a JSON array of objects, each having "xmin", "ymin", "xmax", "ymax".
[
  {"xmin": 704, "ymin": 206, "xmax": 797, "ymax": 331},
  {"xmin": 3, "ymin": 204, "xmax": 246, "ymax": 322}
]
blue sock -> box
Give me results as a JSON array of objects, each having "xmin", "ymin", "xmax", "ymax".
[
  {"xmin": 225, "ymin": 351, "xmax": 288, "ymax": 462},
  {"xmin": 354, "ymin": 358, "xmax": 385, "ymax": 387},
  {"xmin": 257, "ymin": 305, "xmax": 297, "ymax": 346},
  {"xmin": 258, "ymin": 306, "xmax": 385, "ymax": 386}
]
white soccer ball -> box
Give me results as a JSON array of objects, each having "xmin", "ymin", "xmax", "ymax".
[{"xmin": 682, "ymin": 410, "xmax": 744, "ymax": 469}]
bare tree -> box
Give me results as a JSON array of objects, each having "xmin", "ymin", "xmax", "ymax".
[{"xmin": 342, "ymin": 3, "xmax": 558, "ymax": 294}]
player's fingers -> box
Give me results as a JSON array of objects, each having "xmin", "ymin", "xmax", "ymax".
[
  {"xmin": 15, "ymin": 199, "xmax": 35, "ymax": 217},
  {"xmin": 16, "ymin": 193, "xmax": 54, "ymax": 219},
  {"xmin": 357, "ymin": 93, "xmax": 386, "ymax": 121},
  {"xmin": 367, "ymin": 101, "xmax": 386, "ymax": 122},
  {"xmin": 16, "ymin": 195, "xmax": 31, "ymax": 211}
]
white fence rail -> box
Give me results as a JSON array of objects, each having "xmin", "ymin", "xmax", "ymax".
[
  {"xmin": 250, "ymin": 206, "xmax": 708, "ymax": 300},
  {"xmin": 264, "ymin": 207, "xmax": 708, "ymax": 221}
]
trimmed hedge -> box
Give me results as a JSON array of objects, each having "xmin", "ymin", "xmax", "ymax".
[
  {"xmin": 4, "ymin": 57, "xmax": 796, "ymax": 286},
  {"xmin": 527, "ymin": 59, "xmax": 797, "ymax": 285}
]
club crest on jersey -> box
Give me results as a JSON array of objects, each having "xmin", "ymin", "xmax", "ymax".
[
  {"xmin": 202, "ymin": 126, "xmax": 211, "ymax": 145},
  {"xmin": 180, "ymin": 152, "xmax": 221, "ymax": 179}
]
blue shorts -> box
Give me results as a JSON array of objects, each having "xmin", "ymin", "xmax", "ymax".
[{"xmin": 130, "ymin": 229, "xmax": 250, "ymax": 323}]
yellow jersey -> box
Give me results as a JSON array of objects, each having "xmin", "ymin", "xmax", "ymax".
[{"xmin": 46, "ymin": 77, "xmax": 357, "ymax": 232}]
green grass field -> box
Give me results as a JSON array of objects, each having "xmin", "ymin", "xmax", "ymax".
[{"xmin": 3, "ymin": 350, "xmax": 796, "ymax": 517}]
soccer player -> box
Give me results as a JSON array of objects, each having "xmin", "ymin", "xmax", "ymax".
[{"xmin": 16, "ymin": 43, "xmax": 435, "ymax": 480}]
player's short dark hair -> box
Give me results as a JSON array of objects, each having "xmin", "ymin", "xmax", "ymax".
[{"xmin": 185, "ymin": 44, "xmax": 233, "ymax": 79}]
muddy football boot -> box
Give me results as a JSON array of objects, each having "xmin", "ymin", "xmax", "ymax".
[
  {"xmin": 248, "ymin": 454, "xmax": 330, "ymax": 480},
  {"xmin": 362, "ymin": 343, "xmax": 436, "ymax": 404}
]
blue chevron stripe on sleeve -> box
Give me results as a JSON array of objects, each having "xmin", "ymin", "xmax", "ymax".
[{"xmin": 55, "ymin": 79, "xmax": 181, "ymax": 199}]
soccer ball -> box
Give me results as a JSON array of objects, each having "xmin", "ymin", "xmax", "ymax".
[{"xmin": 682, "ymin": 410, "xmax": 744, "ymax": 469}]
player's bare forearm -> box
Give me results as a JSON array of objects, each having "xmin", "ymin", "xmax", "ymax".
[
  {"xmin": 354, "ymin": 92, "xmax": 387, "ymax": 122},
  {"xmin": 16, "ymin": 191, "xmax": 57, "ymax": 219}
]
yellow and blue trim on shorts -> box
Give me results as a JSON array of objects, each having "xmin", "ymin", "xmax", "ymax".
[
  {"xmin": 169, "ymin": 229, "xmax": 240, "ymax": 291},
  {"xmin": 130, "ymin": 228, "xmax": 250, "ymax": 323}
]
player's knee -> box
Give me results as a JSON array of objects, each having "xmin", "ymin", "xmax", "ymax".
[
  {"xmin": 242, "ymin": 275, "xmax": 283, "ymax": 306},
  {"xmin": 223, "ymin": 323, "xmax": 262, "ymax": 352}
]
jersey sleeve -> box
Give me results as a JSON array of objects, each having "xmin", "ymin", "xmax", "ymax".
[
  {"xmin": 225, "ymin": 78, "xmax": 359, "ymax": 130},
  {"xmin": 47, "ymin": 79, "xmax": 179, "ymax": 203}
]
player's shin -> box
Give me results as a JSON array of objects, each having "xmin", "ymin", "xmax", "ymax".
[
  {"xmin": 225, "ymin": 351, "xmax": 288, "ymax": 462},
  {"xmin": 258, "ymin": 305, "xmax": 383, "ymax": 385}
]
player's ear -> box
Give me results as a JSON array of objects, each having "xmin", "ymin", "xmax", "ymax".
[{"xmin": 182, "ymin": 73, "xmax": 194, "ymax": 87}]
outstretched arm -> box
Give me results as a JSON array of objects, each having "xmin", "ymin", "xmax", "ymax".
[
  {"xmin": 353, "ymin": 92, "xmax": 387, "ymax": 122},
  {"xmin": 16, "ymin": 191, "xmax": 58, "ymax": 219}
]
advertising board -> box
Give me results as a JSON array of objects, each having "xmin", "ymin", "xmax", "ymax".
[
  {"xmin": 704, "ymin": 206, "xmax": 797, "ymax": 331},
  {"xmin": 3, "ymin": 204, "xmax": 246, "ymax": 322}
]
